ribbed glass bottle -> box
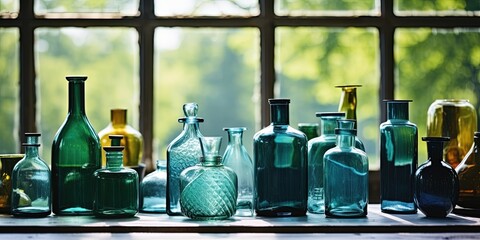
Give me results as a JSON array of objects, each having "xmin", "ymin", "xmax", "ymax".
[
  {"xmin": 456, "ymin": 132, "xmax": 480, "ymax": 209},
  {"xmin": 140, "ymin": 160, "xmax": 167, "ymax": 213}
]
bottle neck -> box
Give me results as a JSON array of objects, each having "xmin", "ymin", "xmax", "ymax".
[
  {"xmin": 321, "ymin": 118, "xmax": 338, "ymax": 135},
  {"xmin": 24, "ymin": 145, "xmax": 40, "ymax": 158},
  {"xmin": 270, "ymin": 104, "xmax": 289, "ymax": 125},
  {"xmin": 68, "ymin": 80, "xmax": 86, "ymax": 115},
  {"xmin": 336, "ymin": 131, "xmax": 356, "ymax": 148},
  {"xmin": 111, "ymin": 109, "xmax": 127, "ymax": 126},
  {"xmin": 426, "ymin": 141, "xmax": 444, "ymax": 163},
  {"xmin": 387, "ymin": 103, "xmax": 409, "ymax": 120},
  {"xmin": 339, "ymin": 88, "xmax": 357, "ymax": 120},
  {"xmin": 227, "ymin": 131, "xmax": 243, "ymax": 146},
  {"xmin": 200, "ymin": 156, "xmax": 222, "ymax": 167},
  {"xmin": 106, "ymin": 151, "xmax": 124, "ymax": 169}
]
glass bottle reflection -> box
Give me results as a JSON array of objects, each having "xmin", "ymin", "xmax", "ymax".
[{"xmin": 140, "ymin": 160, "xmax": 167, "ymax": 213}]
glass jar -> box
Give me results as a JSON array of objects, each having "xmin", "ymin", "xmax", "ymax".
[
  {"xmin": 140, "ymin": 160, "xmax": 167, "ymax": 213},
  {"xmin": 455, "ymin": 132, "xmax": 480, "ymax": 209}
]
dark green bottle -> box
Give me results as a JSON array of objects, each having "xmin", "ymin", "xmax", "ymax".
[{"xmin": 51, "ymin": 76, "xmax": 101, "ymax": 215}]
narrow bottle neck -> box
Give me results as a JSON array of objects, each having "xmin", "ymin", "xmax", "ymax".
[
  {"xmin": 270, "ymin": 104, "xmax": 289, "ymax": 125},
  {"xmin": 426, "ymin": 141, "xmax": 444, "ymax": 163},
  {"xmin": 24, "ymin": 145, "xmax": 40, "ymax": 158},
  {"xmin": 322, "ymin": 118, "xmax": 337, "ymax": 135},
  {"xmin": 200, "ymin": 156, "xmax": 222, "ymax": 167},
  {"xmin": 111, "ymin": 109, "xmax": 127, "ymax": 126},
  {"xmin": 184, "ymin": 121, "xmax": 201, "ymax": 136},
  {"xmin": 68, "ymin": 80, "xmax": 86, "ymax": 115},
  {"xmin": 336, "ymin": 134, "xmax": 356, "ymax": 148},
  {"xmin": 387, "ymin": 103, "xmax": 409, "ymax": 120},
  {"xmin": 106, "ymin": 151, "xmax": 124, "ymax": 169},
  {"xmin": 339, "ymin": 89, "xmax": 357, "ymax": 119},
  {"xmin": 227, "ymin": 131, "xmax": 243, "ymax": 146}
]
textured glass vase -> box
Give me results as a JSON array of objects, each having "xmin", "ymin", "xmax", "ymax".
[
  {"xmin": 94, "ymin": 135, "xmax": 139, "ymax": 218},
  {"xmin": 336, "ymin": 84, "xmax": 361, "ymax": 127},
  {"xmin": 140, "ymin": 160, "xmax": 167, "ymax": 213},
  {"xmin": 253, "ymin": 98, "xmax": 308, "ymax": 217},
  {"xmin": 415, "ymin": 137, "xmax": 459, "ymax": 218},
  {"xmin": 427, "ymin": 99, "xmax": 477, "ymax": 169},
  {"xmin": 11, "ymin": 133, "xmax": 51, "ymax": 217},
  {"xmin": 0, "ymin": 154, "xmax": 23, "ymax": 214},
  {"xmin": 51, "ymin": 76, "xmax": 101, "ymax": 216},
  {"xmin": 180, "ymin": 137, "xmax": 238, "ymax": 220},
  {"xmin": 324, "ymin": 120, "xmax": 369, "ymax": 218},
  {"xmin": 380, "ymin": 100, "xmax": 418, "ymax": 214},
  {"xmin": 307, "ymin": 112, "xmax": 345, "ymax": 214},
  {"xmin": 166, "ymin": 103, "xmax": 204, "ymax": 216},
  {"xmin": 222, "ymin": 127, "xmax": 254, "ymax": 217},
  {"xmin": 456, "ymin": 132, "xmax": 480, "ymax": 209},
  {"xmin": 298, "ymin": 123, "xmax": 319, "ymax": 141}
]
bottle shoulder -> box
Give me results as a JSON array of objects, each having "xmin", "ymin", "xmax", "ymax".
[
  {"xmin": 94, "ymin": 167, "xmax": 139, "ymax": 178},
  {"xmin": 254, "ymin": 125, "xmax": 307, "ymax": 141},
  {"xmin": 13, "ymin": 158, "xmax": 51, "ymax": 172},
  {"xmin": 53, "ymin": 116, "xmax": 101, "ymax": 144},
  {"xmin": 380, "ymin": 120, "xmax": 417, "ymax": 128}
]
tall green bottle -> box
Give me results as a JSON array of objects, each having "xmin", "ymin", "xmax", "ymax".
[{"xmin": 52, "ymin": 76, "xmax": 101, "ymax": 215}]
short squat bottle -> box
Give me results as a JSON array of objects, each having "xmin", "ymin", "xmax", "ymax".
[
  {"xmin": 180, "ymin": 137, "xmax": 238, "ymax": 220},
  {"xmin": 456, "ymin": 132, "xmax": 480, "ymax": 209},
  {"xmin": 93, "ymin": 135, "xmax": 139, "ymax": 218},
  {"xmin": 324, "ymin": 120, "xmax": 369, "ymax": 217},
  {"xmin": 166, "ymin": 103, "xmax": 204, "ymax": 216},
  {"xmin": 140, "ymin": 160, "xmax": 167, "ymax": 213},
  {"xmin": 253, "ymin": 98, "xmax": 308, "ymax": 217},
  {"xmin": 308, "ymin": 112, "xmax": 345, "ymax": 214},
  {"xmin": 11, "ymin": 133, "xmax": 51, "ymax": 217},
  {"xmin": 380, "ymin": 100, "xmax": 418, "ymax": 213}
]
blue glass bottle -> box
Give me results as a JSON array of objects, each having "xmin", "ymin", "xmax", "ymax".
[
  {"xmin": 380, "ymin": 100, "xmax": 418, "ymax": 213},
  {"xmin": 324, "ymin": 120, "xmax": 368, "ymax": 217},
  {"xmin": 140, "ymin": 160, "xmax": 167, "ymax": 213},
  {"xmin": 307, "ymin": 112, "xmax": 345, "ymax": 214},
  {"xmin": 415, "ymin": 137, "xmax": 459, "ymax": 218},
  {"xmin": 253, "ymin": 98, "xmax": 308, "ymax": 217}
]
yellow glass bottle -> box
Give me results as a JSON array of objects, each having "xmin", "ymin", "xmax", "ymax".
[{"xmin": 336, "ymin": 84, "xmax": 362, "ymax": 122}]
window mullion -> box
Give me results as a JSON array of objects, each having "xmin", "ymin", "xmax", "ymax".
[{"xmin": 260, "ymin": 0, "xmax": 275, "ymax": 127}]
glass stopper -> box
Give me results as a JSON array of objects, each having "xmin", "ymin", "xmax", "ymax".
[
  {"xmin": 109, "ymin": 135, "xmax": 124, "ymax": 147},
  {"xmin": 183, "ymin": 103, "xmax": 199, "ymax": 117}
]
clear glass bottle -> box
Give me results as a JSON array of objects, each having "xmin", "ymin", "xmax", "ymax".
[
  {"xmin": 140, "ymin": 160, "xmax": 167, "ymax": 213},
  {"xmin": 380, "ymin": 100, "xmax": 418, "ymax": 213},
  {"xmin": 180, "ymin": 137, "xmax": 238, "ymax": 220},
  {"xmin": 324, "ymin": 120, "xmax": 369, "ymax": 217},
  {"xmin": 93, "ymin": 135, "xmax": 139, "ymax": 218},
  {"xmin": 11, "ymin": 133, "xmax": 51, "ymax": 217},
  {"xmin": 415, "ymin": 137, "xmax": 459, "ymax": 218},
  {"xmin": 52, "ymin": 76, "xmax": 101, "ymax": 216},
  {"xmin": 336, "ymin": 84, "xmax": 362, "ymax": 127},
  {"xmin": 298, "ymin": 123, "xmax": 319, "ymax": 141},
  {"xmin": 253, "ymin": 98, "xmax": 308, "ymax": 217},
  {"xmin": 307, "ymin": 112, "xmax": 345, "ymax": 214},
  {"xmin": 456, "ymin": 132, "xmax": 480, "ymax": 209},
  {"xmin": 222, "ymin": 127, "xmax": 254, "ymax": 217},
  {"xmin": 166, "ymin": 103, "xmax": 204, "ymax": 216}
]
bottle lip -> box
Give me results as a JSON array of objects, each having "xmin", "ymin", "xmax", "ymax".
[
  {"xmin": 421, "ymin": 136, "xmax": 450, "ymax": 142},
  {"xmin": 335, "ymin": 84, "xmax": 362, "ymax": 89},
  {"xmin": 109, "ymin": 135, "xmax": 124, "ymax": 140},
  {"xmin": 66, "ymin": 76, "xmax": 88, "ymax": 82},
  {"xmin": 268, "ymin": 98, "xmax": 290, "ymax": 104},
  {"xmin": 22, "ymin": 143, "xmax": 40, "ymax": 147},
  {"xmin": 298, "ymin": 123, "xmax": 318, "ymax": 127},
  {"xmin": 383, "ymin": 99, "xmax": 413, "ymax": 103},
  {"xmin": 316, "ymin": 112, "xmax": 345, "ymax": 117},
  {"xmin": 223, "ymin": 127, "xmax": 247, "ymax": 132},
  {"xmin": 334, "ymin": 128, "xmax": 357, "ymax": 135},
  {"xmin": 25, "ymin": 133, "xmax": 41, "ymax": 137},
  {"xmin": 178, "ymin": 117, "xmax": 205, "ymax": 123},
  {"xmin": 103, "ymin": 146, "xmax": 125, "ymax": 152}
]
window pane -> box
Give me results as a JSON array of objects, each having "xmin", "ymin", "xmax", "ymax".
[
  {"xmin": 0, "ymin": 0, "xmax": 18, "ymax": 15},
  {"xmin": 154, "ymin": 27, "xmax": 260, "ymax": 160},
  {"xmin": 276, "ymin": 27, "xmax": 380, "ymax": 169},
  {"xmin": 154, "ymin": 0, "xmax": 259, "ymax": 16},
  {"xmin": 275, "ymin": 0, "xmax": 379, "ymax": 16},
  {"xmin": 395, "ymin": 0, "xmax": 480, "ymax": 15},
  {"xmin": 36, "ymin": 27, "xmax": 139, "ymax": 164},
  {"xmin": 395, "ymin": 28, "xmax": 480, "ymax": 164},
  {"xmin": 0, "ymin": 28, "xmax": 19, "ymax": 153},
  {"xmin": 35, "ymin": 0, "xmax": 139, "ymax": 15}
]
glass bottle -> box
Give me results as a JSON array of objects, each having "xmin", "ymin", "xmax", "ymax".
[
  {"xmin": 455, "ymin": 132, "xmax": 480, "ymax": 209},
  {"xmin": 337, "ymin": 119, "xmax": 365, "ymax": 151},
  {"xmin": 222, "ymin": 127, "xmax": 254, "ymax": 217},
  {"xmin": 308, "ymin": 112, "xmax": 345, "ymax": 214},
  {"xmin": 298, "ymin": 123, "xmax": 319, "ymax": 141},
  {"xmin": 140, "ymin": 160, "xmax": 167, "ymax": 213},
  {"xmin": 336, "ymin": 84, "xmax": 362, "ymax": 128},
  {"xmin": 11, "ymin": 133, "xmax": 51, "ymax": 217},
  {"xmin": 414, "ymin": 137, "xmax": 459, "ymax": 218},
  {"xmin": 166, "ymin": 103, "xmax": 204, "ymax": 216},
  {"xmin": 93, "ymin": 135, "xmax": 139, "ymax": 218},
  {"xmin": 51, "ymin": 76, "xmax": 101, "ymax": 216},
  {"xmin": 253, "ymin": 98, "xmax": 308, "ymax": 217},
  {"xmin": 380, "ymin": 100, "xmax": 418, "ymax": 213},
  {"xmin": 180, "ymin": 137, "xmax": 238, "ymax": 220},
  {"xmin": 427, "ymin": 99, "xmax": 477, "ymax": 169},
  {"xmin": 0, "ymin": 154, "xmax": 23, "ymax": 214},
  {"xmin": 324, "ymin": 120, "xmax": 369, "ymax": 217}
]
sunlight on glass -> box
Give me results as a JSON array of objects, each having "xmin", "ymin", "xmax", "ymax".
[
  {"xmin": 275, "ymin": 0, "xmax": 379, "ymax": 16},
  {"xmin": 395, "ymin": 0, "xmax": 480, "ymax": 16},
  {"xmin": 155, "ymin": 0, "xmax": 259, "ymax": 16},
  {"xmin": 35, "ymin": 0, "xmax": 139, "ymax": 15},
  {"xmin": 0, "ymin": 0, "xmax": 18, "ymax": 15}
]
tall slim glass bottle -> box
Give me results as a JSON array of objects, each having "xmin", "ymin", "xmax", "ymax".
[
  {"xmin": 380, "ymin": 100, "xmax": 418, "ymax": 213},
  {"xmin": 253, "ymin": 99, "xmax": 308, "ymax": 217},
  {"xmin": 166, "ymin": 103, "xmax": 204, "ymax": 216},
  {"xmin": 52, "ymin": 76, "xmax": 101, "ymax": 215}
]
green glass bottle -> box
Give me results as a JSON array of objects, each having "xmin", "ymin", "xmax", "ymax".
[
  {"xmin": 298, "ymin": 123, "xmax": 319, "ymax": 141},
  {"xmin": 51, "ymin": 76, "xmax": 101, "ymax": 216}
]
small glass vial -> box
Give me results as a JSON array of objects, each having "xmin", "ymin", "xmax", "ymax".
[{"xmin": 140, "ymin": 160, "xmax": 167, "ymax": 213}]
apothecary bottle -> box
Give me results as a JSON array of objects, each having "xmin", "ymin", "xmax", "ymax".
[
  {"xmin": 415, "ymin": 137, "xmax": 459, "ymax": 218},
  {"xmin": 455, "ymin": 132, "xmax": 480, "ymax": 209},
  {"xmin": 253, "ymin": 98, "xmax": 308, "ymax": 217},
  {"xmin": 180, "ymin": 137, "xmax": 238, "ymax": 220},
  {"xmin": 324, "ymin": 120, "xmax": 368, "ymax": 217},
  {"xmin": 11, "ymin": 133, "xmax": 51, "ymax": 217},
  {"xmin": 166, "ymin": 103, "xmax": 204, "ymax": 216},
  {"xmin": 308, "ymin": 112, "xmax": 345, "ymax": 214},
  {"xmin": 298, "ymin": 123, "xmax": 319, "ymax": 141},
  {"xmin": 93, "ymin": 135, "xmax": 139, "ymax": 218},
  {"xmin": 140, "ymin": 160, "xmax": 167, "ymax": 213},
  {"xmin": 380, "ymin": 100, "xmax": 417, "ymax": 213},
  {"xmin": 223, "ymin": 127, "xmax": 254, "ymax": 217},
  {"xmin": 52, "ymin": 76, "xmax": 101, "ymax": 216}
]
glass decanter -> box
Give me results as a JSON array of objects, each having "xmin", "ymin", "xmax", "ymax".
[
  {"xmin": 222, "ymin": 127, "xmax": 254, "ymax": 217},
  {"xmin": 380, "ymin": 100, "xmax": 418, "ymax": 213},
  {"xmin": 93, "ymin": 135, "xmax": 139, "ymax": 218},
  {"xmin": 180, "ymin": 137, "xmax": 238, "ymax": 220},
  {"xmin": 166, "ymin": 103, "xmax": 204, "ymax": 216},
  {"xmin": 11, "ymin": 133, "xmax": 51, "ymax": 217},
  {"xmin": 51, "ymin": 76, "xmax": 101, "ymax": 216},
  {"xmin": 298, "ymin": 123, "xmax": 319, "ymax": 141},
  {"xmin": 456, "ymin": 132, "xmax": 480, "ymax": 209},
  {"xmin": 307, "ymin": 112, "xmax": 345, "ymax": 214},
  {"xmin": 140, "ymin": 160, "xmax": 167, "ymax": 213},
  {"xmin": 253, "ymin": 98, "xmax": 308, "ymax": 217},
  {"xmin": 324, "ymin": 120, "xmax": 369, "ymax": 217}
]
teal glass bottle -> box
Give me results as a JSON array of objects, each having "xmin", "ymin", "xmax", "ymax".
[
  {"xmin": 93, "ymin": 135, "xmax": 139, "ymax": 218},
  {"xmin": 140, "ymin": 160, "xmax": 167, "ymax": 213},
  {"xmin": 180, "ymin": 137, "xmax": 238, "ymax": 220},
  {"xmin": 11, "ymin": 133, "xmax": 51, "ymax": 217},
  {"xmin": 307, "ymin": 112, "xmax": 345, "ymax": 214},
  {"xmin": 223, "ymin": 127, "xmax": 254, "ymax": 217},
  {"xmin": 298, "ymin": 123, "xmax": 319, "ymax": 141},
  {"xmin": 253, "ymin": 98, "xmax": 308, "ymax": 217},
  {"xmin": 52, "ymin": 76, "xmax": 101, "ymax": 216},
  {"xmin": 380, "ymin": 100, "xmax": 418, "ymax": 213},
  {"xmin": 324, "ymin": 120, "xmax": 369, "ymax": 217},
  {"xmin": 166, "ymin": 103, "xmax": 204, "ymax": 216}
]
